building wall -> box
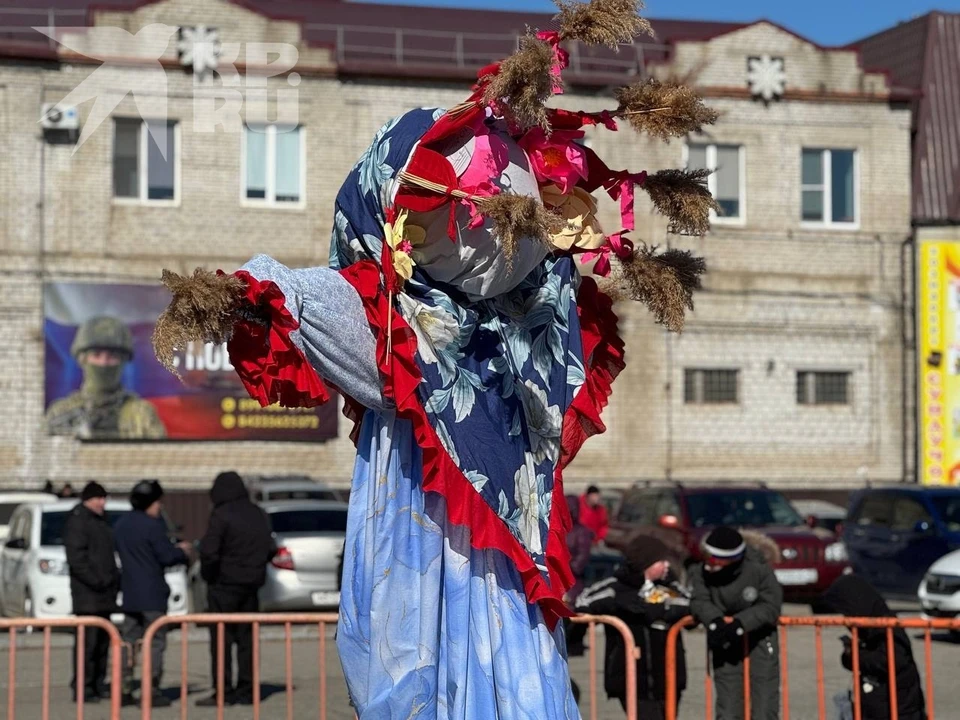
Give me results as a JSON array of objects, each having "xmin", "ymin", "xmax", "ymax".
[{"xmin": 0, "ymin": 2, "xmax": 913, "ymax": 492}]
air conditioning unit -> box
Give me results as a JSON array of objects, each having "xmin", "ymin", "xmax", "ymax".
[{"xmin": 40, "ymin": 103, "xmax": 79, "ymax": 131}]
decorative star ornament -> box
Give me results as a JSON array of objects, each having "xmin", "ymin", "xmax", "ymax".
[
  {"xmin": 747, "ymin": 55, "xmax": 786, "ymax": 103},
  {"xmin": 177, "ymin": 25, "xmax": 221, "ymax": 80}
]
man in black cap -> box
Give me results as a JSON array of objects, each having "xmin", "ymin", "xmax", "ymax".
[
  {"xmin": 689, "ymin": 526, "xmax": 783, "ymax": 720},
  {"xmin": 114, "ymin": 480, "xmax": 193, "ymax": 706},
  {"xmin": 64, "ymin": 481, "xmax": 119, "ymax": 704},
  {"xmin": 196, "ymin": 471, "xmax": 276, "ymax": 707}
]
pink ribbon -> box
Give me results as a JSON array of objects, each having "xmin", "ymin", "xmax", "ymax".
[
  {"xmin": 460, "ymin": 181, "xmax": 499, "ymax": 230},
  {"xmin": 605, "ymin": 171, "xmax": 647, "ymax": 232},
  {"xmin": 536, "ymin": 31, "xmax": 569, "ymax": 95},
  {"xmin": 580, "ymin": 232, "xmax": 634, "ymax": 277}
]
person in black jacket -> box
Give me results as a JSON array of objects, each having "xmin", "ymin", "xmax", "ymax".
[
  {"xmin": 64, "ymin": 482, "xmax": 119, "ymax": 704},
  {"xmin": 196, "ymin": 472, "xmax": 276, "ymax": 707},
  {"xmin": 576, "ymin": 536, "xmax": 690, "ymax": 719},
  {"xmin": 689, "ymin": 527, "xmax": 783, "ymax": 720},
  {"xmin": 820, "ymin": 575, "xmax": 926, "ymax": 720},
  {"xmin": 114, "ymin": 480, "xmax": 192, "ymax": 707}
]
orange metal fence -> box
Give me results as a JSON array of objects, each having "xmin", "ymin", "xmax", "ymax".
[
  {"xmin": 570, "ymin": 614, "xmax": 640, "ymax": 720},
  {"xmin": 665, "ymin": 614, "xmax": 960, "ymax": 720},
  {"xmin": 0, "ymin": 616, "xmax": 124, "ymax": 720}
]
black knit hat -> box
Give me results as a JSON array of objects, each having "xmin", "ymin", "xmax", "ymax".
[
  {"xmin": 586, "ymin": 485, "xmax": 600, "ymax": 495},
  {"xmin": 80, "ymin": 481, "xmax": 108, "ymax": 501},
  {"xmin": 702, "ymin": 526, "xmax": 746, "ymax": 560},
  {"xmin": 130, "ymin": 479, "xmax": 164, "ymax": 512}
]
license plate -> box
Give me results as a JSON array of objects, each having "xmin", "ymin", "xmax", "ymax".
[
  {"xmin": 311, "ymin": 591, "xmax": 339, "ymax": 606},
  {"xmin": 775, "ymin": 569, "xmax": 818, "ymax": 586}
]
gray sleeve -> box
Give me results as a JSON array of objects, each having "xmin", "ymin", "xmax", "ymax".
[{"xmin": 239, "ymin": 254, "xmax": 387, "ymax": 411}]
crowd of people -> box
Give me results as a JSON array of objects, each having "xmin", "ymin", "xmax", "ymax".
[{"xmin": 62, "ymin": 473, "xmax": 276, "ymax": 708}]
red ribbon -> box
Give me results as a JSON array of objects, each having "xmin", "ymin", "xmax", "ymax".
[
  {"xmin": 605, "ymin": 171, "xmax": 648, "ymax": 232},
  {"xmin": 580, "ymin": 232, "xmax": 634, "ymax": 277}
]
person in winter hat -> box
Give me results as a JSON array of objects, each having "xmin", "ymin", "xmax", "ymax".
[
  {"xmin": 196, "ymin": 471, "xmax": 277, "ymax": 707},
  {"xmin": 820, "ymin": 575, "xmax": 925, "ymax": 720},
  {"xmin": 689, "ymin": 527, "xmax": 783, "ymax": 720},
  {"xmin": 579, "ymin": 486, "xmax": 609, "ymax": 544},
  {"xmin": 114, "ymin": 480, "xmax": 192, "ymax": 706},
  {"xmin": 64, "ymin": 481, "xmax": 119, "ymax": 704},
  {"xmin": 577, "ymin": 536, "xmax": 690, "ymax": 719}
]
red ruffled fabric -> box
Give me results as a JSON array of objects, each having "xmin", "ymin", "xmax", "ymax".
[
  {"xmin": 228, "ymin": 271, "xmax": 331, "ymax": 409},
  {"xmin": 339, "ymin": 261, "xmax": 624, "ymax": 629}
]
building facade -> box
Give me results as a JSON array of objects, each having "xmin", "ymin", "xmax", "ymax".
[{"xmin": 0, "ymin": 0, "xmax": 912, "ymax": 492}]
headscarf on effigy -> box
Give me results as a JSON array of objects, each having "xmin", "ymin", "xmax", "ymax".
[{"xmin": 153, "ymin": 0, "xmax": 718, "ymax": 626}]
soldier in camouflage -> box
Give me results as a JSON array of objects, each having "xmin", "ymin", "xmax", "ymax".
[{"xmin": 45, "ymin": 316, "xmax": 166, "ymax": 440}]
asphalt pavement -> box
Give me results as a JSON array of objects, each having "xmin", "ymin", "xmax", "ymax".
[{"xmin": 0, "ymin": 604, "xmax": 954, "ymax": 719}]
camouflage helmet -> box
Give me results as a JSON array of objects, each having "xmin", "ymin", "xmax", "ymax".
[{"xmin": 71, "ymin": 316, "xmax": 134, "ymax": 360}]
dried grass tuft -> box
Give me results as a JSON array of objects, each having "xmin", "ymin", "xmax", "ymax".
[
  {"xmin": 614, "ymin": 78, "xmax": 718, "ymax": 141},
  {"xmin": 642, "ymin": 168, "xmax": 720, "ymax": 236},
  {"xmin": 482, "ymin": 35, "xmax": 557, "ymax": 131},
  {"xmin": 479, "ymin": 193, "xmax": 562, "ymax": 267},
  {"xmin": 555, "ymin": 0, "xmax": 653, "ymax": 48},
  {"xmin": 152, "ymin": 269, "xmax": 245, "ymax": 375},
  {"xmin": 618, "ymin": 245, "xmax": 705, "ymax": 332}
]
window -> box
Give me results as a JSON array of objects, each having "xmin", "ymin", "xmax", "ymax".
[
  {"xmin": 684, "ymin": 369, "xmax": 739, "ymax": 404},
  {"xmin": 113, "ymin": 118, "xmax": 178, "ymax": 202},
  {"xmin": 268, "ymin": 509, "xmax": 348, "ymax": 534},
  {"xmin": 853, "ymin": 494, "xmax": 893, "ymax": 528},
  {"xmin": 685, "ymin": 490, "xmax": 804, "ymax": 528},
  {"xmin": 687, "ymin": 143, "xmax": 744, "ymax": 221},
  {"xmin": 617, "ymin": 491, "xmax": 658, "ymax": 524},
  {"xmin": 796, "ymin": 371, "xmax": 851, "ymax": 405},
  {"xmin": 890, "ymin": 497, "xmax": 933, "ymax": 532},
  {"xmin": 655, "ymin": 492, "xmax": 682, "ymax": 520},
  {"xmin": 801, "ymin": 148, "xmax": 857, "ymax": 226},
  {"xmin": 243, "ymin": 124, "xmax": 304, "ymax": 206}
]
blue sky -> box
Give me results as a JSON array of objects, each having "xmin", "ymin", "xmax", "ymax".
[{"xmin": 352, "ymin": 0, "xmax": 960, "ymax": 46}]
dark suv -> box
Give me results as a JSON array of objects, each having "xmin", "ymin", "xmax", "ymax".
[
  {"xmin": 843, "ymin": 486, "xmax": 960, "ymax": 598},
  {"xmin": 606, "ymin": 483, "xmax": 850, "ymax": 603}
]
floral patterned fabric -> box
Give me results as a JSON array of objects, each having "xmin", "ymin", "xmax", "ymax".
[{"xmin": 330, "ymin": 108, "xmax": 586, "ymax": 585}]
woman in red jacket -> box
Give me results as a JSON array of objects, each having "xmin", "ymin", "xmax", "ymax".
[{"xmin": 579, "ymin": 486, "xmax": 609, "ymax": 544}]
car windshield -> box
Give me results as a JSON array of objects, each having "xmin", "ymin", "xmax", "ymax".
[
  {"xmin": 931, "ymin": 494, "xmax": 960, "ymax": 533},
  {"xmin": 686, "ymin": 491, "xmax": 804, "ymax": 528},
  {"xmin": 264, "ymin": 489, "xmax": 341, "ymax": 502},
  {"xmin": 0, "ymin": 504, "xmax": 21, "ymax": 526},
  {"xmin": 269, "ymin": 509, "xmax": 348, "ymax": 534},
  {"xmin": 40, "ymin": 511, "xmax": 131, "ymax": 546}
]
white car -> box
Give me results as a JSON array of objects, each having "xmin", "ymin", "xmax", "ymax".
[
  {"xmin": 0, "ymin": 500, "xmax": 188, "ymax": 621},
  {"xmin": 919, "ymin": 548, "xmax": 960, "ymax": 623},
  {"xmin": 0, "ymin": 492, "xmax": 58, "ymax": 542}
]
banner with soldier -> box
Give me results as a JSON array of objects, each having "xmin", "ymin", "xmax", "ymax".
[{"xmin": 43, "ymin": 283, "xmax": 337, "ymax": 442}]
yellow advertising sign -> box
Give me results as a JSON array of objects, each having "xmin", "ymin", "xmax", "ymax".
[{"xmin": 918, "ymin": 240, "xmax": 960, "ymax": 485}]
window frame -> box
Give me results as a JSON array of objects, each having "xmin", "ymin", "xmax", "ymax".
[
  {"xmin": 240, "ymin": 124, "xmax": 307, "ymax": 210},
  {"xmin": 683, "ymin": 142, "xmax": 746, "ymax": 225},
  {"xmin": 683, "ymin": 368, "xmax": 740, "ymax": 405},
  {"xmin": 111, "ymin": 118, "xmax": 181, "ymax": 207},
  {"xmin": 800, "ymin": 148, "xmax": 859, "ymax": 230},
  {"xmin": 796, "ymin": 370, "xmax": 853, "ymax": 406}
]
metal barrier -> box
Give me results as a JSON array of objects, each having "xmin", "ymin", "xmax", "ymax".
[
  {"xmin": 0, "ymin": 616, "xmax": 124, "ymax": 720},
  {"xmin": 140, "ymin": 612, "xmax": 340, "ymax": 720},
  {"xmin": 136, "ymin": 612, "xmax": 636, "ymax": 720},
  {"xmin": 665, "ymin": 614, "xmax": 960, "ymax": 720},
  {"xmin": 570, "ymin": 614, "xmax": 640, "ymax": 720}
]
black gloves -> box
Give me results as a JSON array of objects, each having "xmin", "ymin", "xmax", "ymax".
[{"xmin": 707, "ymin": 619, "xmax": 745, "ymax": 651}]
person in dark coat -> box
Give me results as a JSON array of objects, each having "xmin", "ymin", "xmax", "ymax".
[
  {"xmin": 114, "ymin": 480, "xmax": 192, "ymax": 707},
  {"xmin": 820, "ymin": 575, "xmax": 926, "ymax": 720},
  {"xmin": 576, "ymin": 536, "xmax": 690, "ymax": 719},
  {"xmin": 565, "ymin": 494, "xmax": 595, "ymax": 605},
  {"xmin": 64, "ymin": 481, "xmax": 119, "ymax": 703},
  {"xmin": 196, "ymin": 471, "xmax": 277, "ymax": 707},
  {"xmin": 689, "ymin": 526, "xmax": 783, "ymax": 720}
]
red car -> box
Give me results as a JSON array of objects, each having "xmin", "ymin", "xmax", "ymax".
[{"xmin": 605, "ymin": 483, "xmax": 850, "ymax": 605}]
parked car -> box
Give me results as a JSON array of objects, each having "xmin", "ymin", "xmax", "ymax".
[
  {"xmin": 0, "ymin": 500, "xmax": 188, "ymax": 620},
  {"xmin": 192, "ymin": 500, "xmax": 348, "ymax": 613},
  {"xmin": 791, "ymin": 499, "xmax": 847, "ymax": 535},
  {"xmin": 918, "ymin": 548, "xmax": 960, "ymax": 628},
  {"xmin": 0, "ymin": 492, "xmax": 58, "ymax": 542},
  {"xmin": 260, "ymin": 501, "xmax": 348, "ymax": 611},
  {"xmin": 248, "ymin": 476, "xmax": 347, "ymax": 503},
  {"xmin": 606, "ymin": 483, "xmax": 850, "ymax": 604},
  {"xmin": 844, "ymin": 486, "xmax": 960, "ymax": 598}
]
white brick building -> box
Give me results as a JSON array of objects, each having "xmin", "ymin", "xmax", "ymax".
[{"xmin": 0, "ymin": 0, "xmax": 913, "ymax": 495}]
